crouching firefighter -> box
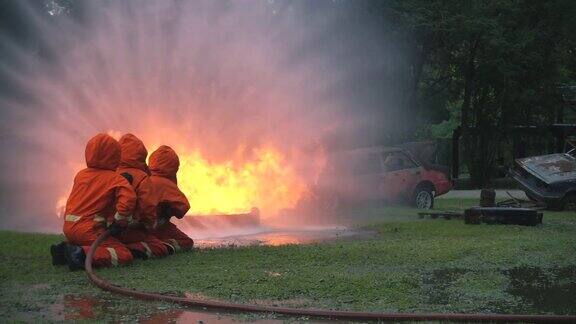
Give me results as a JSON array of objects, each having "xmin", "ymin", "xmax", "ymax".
[
  {"xmin": 148, "ymin": 145, "xmax": 194, "ymax": 253},
  {"xmin": 51, "ymin": 133, "xmax": 137, "ymax": 270},
  {"xmin": 115, "ymin": 133, "xmax": 168, "ymax": 259}
]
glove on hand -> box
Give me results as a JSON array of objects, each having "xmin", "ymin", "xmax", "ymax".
[
  {"xmin": 108, "ymin": 222, "xmax": 124, "ymax": 236},
  {"xmin": 156, "ymin": 202, "xmax": 172, "ymax": 225}
]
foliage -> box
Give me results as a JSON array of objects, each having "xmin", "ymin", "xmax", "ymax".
[
  {"xmin": 430, "ymin": 100, "xmax": 461, "ymax": 139},
  {"xmin": 371, "ymin": 0, "xmax": 576, "ymax": 185}
]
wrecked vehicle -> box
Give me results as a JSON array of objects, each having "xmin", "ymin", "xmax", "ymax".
[
  {"xmin": 509, "ymin": 153, "xmax": 576, "ymax": 211},
  {"xmin": 311, "ymin": 146, "xmax": 452, "ymax": 210}
]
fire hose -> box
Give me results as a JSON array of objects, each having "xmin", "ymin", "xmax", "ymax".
[{"xmin": 87, "ymin": 230, "xmax": 576, "ymax": 322}]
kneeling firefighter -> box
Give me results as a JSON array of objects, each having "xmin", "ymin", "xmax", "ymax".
[
  {"xmin": 51, "ymin": 133, "xmax": 137, "ymax": 270},
  {"xmin": 148, "ymin": 145, "xmax": 194, "ymax": 252},
  {"xmin": 115, "ymin": 133, "xmax": 168, "ymax": 259}
]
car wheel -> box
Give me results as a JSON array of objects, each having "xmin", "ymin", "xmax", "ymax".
[
  {"xmin": 414, "ymin": 185, "xmax": 434, "ymax": 209},
  {"xmin": 562, "ymin": 194, "xmax": 576, "ymax": 211}
]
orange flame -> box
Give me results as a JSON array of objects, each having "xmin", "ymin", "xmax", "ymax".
[
  {"xmin": 56, "ymin": 140, "xmax": 321, "ymax": 219},
  {"xmin": 177, "ymin": 147, "xmax": 307, "ymax": 217}
]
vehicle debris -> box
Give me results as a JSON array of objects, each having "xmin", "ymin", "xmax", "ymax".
[
  {"xmin": 495, "ymin": 191, "xmax": 547, "ymax": 209},
  {"xmin": 464, "ymin": 207, "xmax": 543, "ymax": 226},
  {"xmin": 509, "ymin": 152, "xmax": 576, "ymax": 211}
]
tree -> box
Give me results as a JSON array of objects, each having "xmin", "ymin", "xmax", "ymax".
[{"xmin": 371, "ymin": 0, "xmax": 576, "ymax": 186}]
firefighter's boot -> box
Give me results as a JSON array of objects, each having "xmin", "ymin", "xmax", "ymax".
[
  {"xmin": 50, "ymin": 241, "xmax": 67, "ymax": 266},
  {"xmin": 65, "ymin": 244, "xmax": 86, "ymax": 271},
  {"xmin": 130, "ymin": 249, "xmax": 148, "ymax": 260}
]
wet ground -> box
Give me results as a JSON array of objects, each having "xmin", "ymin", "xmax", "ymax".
[
  {"xmin": 50, "ymin": 225, "xmax": 576, "ymax": 321},
  {"xmin": 194, "ymin": 226, "xmax": 378, "ymax": 248},
  {"xmin": 32, "ymin": 227, "xmax": 375, "ymax": 323},
  {"xmin": 52, "ymin": 295, "xmax": 280, "ymax": 323},
  {"xmin": 7, "ymin": 213, "xmax": 574, "ymax": 322},
  {"xmin": 421, "ymin": 266, "xmax": 576, "ymax": 314},
  {"xmin": 506, "ymin": 266, "xmax": 576, "ymax": 314},
  {"xmin": 46, "ymin": 265, "xmax": 575, "ymax": 322},
  {"xmin": 51, "ymin": 294, "xmax": 338, "ymax": 323},
  {"xmin": 141, "ymin": 309, "xmax": 289, "ymax": 323}
]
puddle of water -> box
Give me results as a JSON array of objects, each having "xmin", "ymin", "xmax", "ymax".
[
  {"xmin": 61, "ymin": 295, "xmax": 100, "ymax": 320},
  {"xmin": 421, "ymin": 267, "xmax": 576, "ymax": 314},
  {"xmin": 41, "ymin": 295, "xmax": 100, "ymax": 321},
  {"xmin": 421, "ymin": 268, "xmax": 468, "ymax": 305},
  {"xmin": 140, "ymin": 309, "xmax": 283, "ymax": 323},
  {"xmin": 195, "ymin": 227, "xmax": 377, "ymax": 248},
  {"xmin": 49, "ymin": 295, "xmax": 270, "ymax": 323},
  {"xmin": 140, "ymin": 309, "xmax": 343, "ymax": 323},
  {"xmin": 54, "ymin": 294, "xmax": 344, "ymax": 323},
  {"xmin": 505, "ymin": 266, "xmax": 576, "ymax": 314}
]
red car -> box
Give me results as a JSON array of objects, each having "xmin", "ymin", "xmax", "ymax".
[{"xmin": 312, "ymin": 146, "xmax": 452, "ymax": 210}]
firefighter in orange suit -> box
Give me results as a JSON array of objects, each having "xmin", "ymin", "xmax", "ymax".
[
  {"xmin": 148, "ymin": 145, "xmax": 194, "ymax": 252},
  {"xmin": 55, "ymin": 133, "xmax": 137, "ymax": 270},
  {"xmin": 115, "ymin": 133, "xmax": 168, "ymax": 259}
]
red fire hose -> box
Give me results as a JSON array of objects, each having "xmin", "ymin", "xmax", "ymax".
[{"xmin": 86, "ymin": 230, "xmax": 576, "ymax": 322}]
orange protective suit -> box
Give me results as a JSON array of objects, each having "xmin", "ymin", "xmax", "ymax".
[
  {"xmin": 149, "ymin": 145, "xmax": 194, "ymax": 252},
  {"xmin": 63, "ymin": 133, "xmax": 136, "ymax": 267},
  {"xmin": 116, "ymin": 134, "xmax": 168, "ymax": 258}
]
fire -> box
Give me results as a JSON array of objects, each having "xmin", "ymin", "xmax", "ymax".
[
  {"xmin": 177, "ymin": 147, "xmax": 307, "ymax": 217},
  {"xmin": 55, "ymin": 141, "xmax": 317, "ymax": 219}
]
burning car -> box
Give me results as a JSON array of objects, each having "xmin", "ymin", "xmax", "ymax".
[
  {"xmin": 509, "ymin": 153, "xmax": 576, "ymax": 211},
  {"xmin": 311, "ymin": 146, "xmax": 452, "ymax": 210}
]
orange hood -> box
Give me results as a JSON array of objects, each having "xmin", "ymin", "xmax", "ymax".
[
  {"xmin": 149, "ymin": 145, "xmax": 180, "ymax": 183},
  {"xmin": 119, "ymin": 133, "xmax": 149, "ymax": 173},
  {"xmin": 85, "ymin": 133, "xmax": 121, "ymax": 170}
]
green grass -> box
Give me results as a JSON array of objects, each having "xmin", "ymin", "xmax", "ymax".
[{"xmin": 1, "ymin": 198, "xmax": 576, "ymax": 321}]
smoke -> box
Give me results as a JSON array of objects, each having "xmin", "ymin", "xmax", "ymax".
[{"xmin": 0, "ymin": 0, "xmax": 403, "ymax": 232}]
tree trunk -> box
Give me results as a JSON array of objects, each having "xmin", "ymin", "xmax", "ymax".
[
  {"xmin": 460, "ymin": 36, "xmax": 488, "ymax": 186},
  {"xmin": 461, "ymin": 37, "xmax": 479, "ymax": 134},
  {"xmin": 402, "ymin": 41, "xmax": 431, "ymax": 140}
]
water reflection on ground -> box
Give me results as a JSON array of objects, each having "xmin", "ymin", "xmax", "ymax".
[
  {"xmin": 141, "ymin": 309, "xmax": 340, "ymax": 323},
  {"xmin": 57, "ymin": 295, "xmax": 331, "ymax": 323},
  {"xmin": 140, "ymin": 309, "xmax": 282, "ymax": 323},
  {"xmin": 62, "ymin": 295, "xmax": 99, "ymax": 320},
  {"xmin": 195, "ymin": 227, "xmax": 377, "ymax": 248},
  {"xmin": 53, "ymin": 265, "xmax": 576, "ymax": 322}
]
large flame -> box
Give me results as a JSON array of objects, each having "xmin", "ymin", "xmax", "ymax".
[
  {"xmin": 57, "ymin": 142, "xmax": 320, "ymax": 219},
  {"xmin": 176, "ymin": 147, "xmax": 308, "ymax": 216}
]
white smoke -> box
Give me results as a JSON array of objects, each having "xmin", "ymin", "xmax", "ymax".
[{"xmin": 0, "ymin": 0, "xmax": 400, "ymax": 232}]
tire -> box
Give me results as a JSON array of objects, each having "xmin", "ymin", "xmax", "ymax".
[
  {"xmin": 413, "ymin": 184, "xmax": 434, "ymax": 209},
  {"xmin": 562, "ymin": 194, "xmax": 576, "ymax": 211}
]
